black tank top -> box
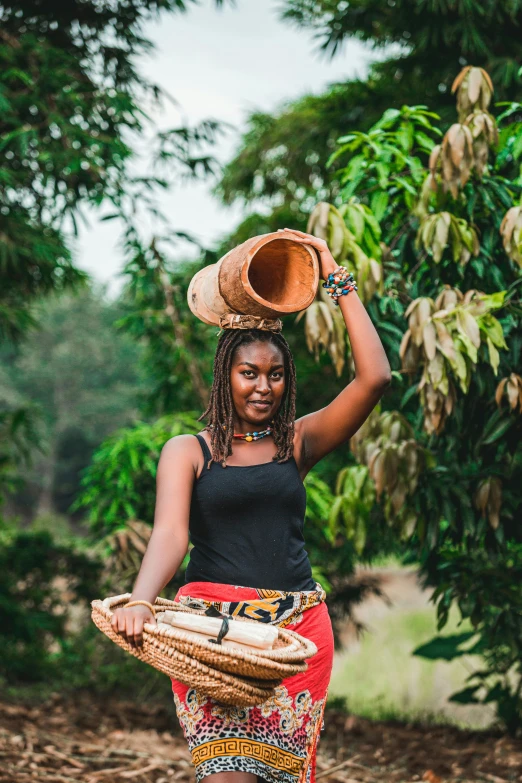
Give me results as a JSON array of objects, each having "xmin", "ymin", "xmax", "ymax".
[{"xmin": 185, "ymin": 434, "xmax": 316, "ymax": 592}]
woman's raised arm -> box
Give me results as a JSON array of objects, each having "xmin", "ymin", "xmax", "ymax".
[
  {"xmin": 110, "ymin": 434, "xmax": 198, "ymax": 647},
  {"xmin": 286, "ymin": 228, "xmax": 392, "ymax": 474}
]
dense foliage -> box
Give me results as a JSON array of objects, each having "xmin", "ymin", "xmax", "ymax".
[
  {"xmin": 0, "ymin": 0, "xmax": 228, "ymax": 512},
  {"xmin": 216, "ymin": 1, "xmax": 522, "ymax": 231},
  {"xmin": 74, "ymin": 413, "xmax": 200, "ymax": 535},
  {"xmin": 0, "ymin": 527, "xmax": 102, "ymax": 680},
  {"xmin": 0, "ymin": 287, "xmax": 151, "ymax": 520},
  {"xmin": 282, "ymin": 0, "xmax": 522, "ymax": 78},
  {"xmin": 300, "ymin": 67, "xmax": 522, "ymax": 732}
]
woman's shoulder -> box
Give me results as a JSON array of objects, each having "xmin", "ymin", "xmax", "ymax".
[
  {"xmin": 156, "ymin": 432, "xmax": 209, "ymax": 483},
  {"xmin": 161, "ymin": 431, "xmax": 201, "ymax": 450},
  {"xmin": 155, "ymin": 433, "xmax": 206, "ymax": 488},
  {"xmin": 159, "ymin": 432, "xmax": 204, "ymax": 467}
]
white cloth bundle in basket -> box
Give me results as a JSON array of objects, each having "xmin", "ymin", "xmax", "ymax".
[{"xmin": 155, "ymin": 609, "xmax": 278, "ymax": 652}]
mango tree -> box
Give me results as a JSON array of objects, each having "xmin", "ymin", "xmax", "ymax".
[{"xmin": 303, "ymin": 67, "xmax": 522, "ymax": 733}]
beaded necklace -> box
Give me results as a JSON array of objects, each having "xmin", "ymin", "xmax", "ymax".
[
  {"xmin": 233, "ymin": 425, "xmax": 272, "ymax": 442},
  {"xmin": 219, "ymin": 423, "xmax": 273, "ymax": 442}
]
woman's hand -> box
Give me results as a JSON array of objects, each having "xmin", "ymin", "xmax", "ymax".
[
  {"xmin": 278, "ymin": 228, "xmax": 337, "ymax": 280},
  {"xmin": 111, "ymin": 605, "xmax": 156, "ymax": 648}
]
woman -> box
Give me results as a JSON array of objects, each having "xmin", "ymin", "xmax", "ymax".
[{"xmin": 111, "ymin": 228, "xmax": 391, "ymax": 783}]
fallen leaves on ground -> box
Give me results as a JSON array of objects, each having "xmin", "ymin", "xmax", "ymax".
[{"xmin": 1, "ymin": 695, "xmax": 521, "ymax": 783}]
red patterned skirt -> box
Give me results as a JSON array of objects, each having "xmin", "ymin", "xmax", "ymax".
[{"xmin": 170, "ymin": 581, "xmax": 334, "ymax": 783}]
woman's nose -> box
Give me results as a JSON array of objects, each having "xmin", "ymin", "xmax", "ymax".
[{"xmin": 255, "ymin": 376, "xmax": 270, "ymax": 393}]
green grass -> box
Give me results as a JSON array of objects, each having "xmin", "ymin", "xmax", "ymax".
[{"xmin": 329, "ymin": 603, "xmax": 494, "ymax": 729}]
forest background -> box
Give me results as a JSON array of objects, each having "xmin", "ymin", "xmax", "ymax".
[{"xmin": 1, "ymin": 0, "xmax": 521, "ymax": 746}]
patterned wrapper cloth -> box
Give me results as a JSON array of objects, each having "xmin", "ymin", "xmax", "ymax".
[{"xmin": 170, "ymin": 580, "xmax": 334, "ymax": 783}]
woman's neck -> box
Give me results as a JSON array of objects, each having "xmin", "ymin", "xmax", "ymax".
[{"xmin": 231, "ymin": 417, "xmax": 270, "ymax": 435}]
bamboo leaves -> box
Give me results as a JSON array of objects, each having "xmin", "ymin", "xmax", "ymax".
[
  {"xmin": 298, "ymin": 265, "xmax": 347, "ymax": 376},
  {"xmin": 441, "ymin": 124, "xmax": 474, "ymax": 197},
  {"xmin": 465, "ymin": 110, "xmax": 499, "ymax": 177},
  {"xmin": 300, "ymin": 289, "xmax": 347, "ymax": 377},
  {"xmin": 297, "ymin": 62, "xmax": 521, "ymax": 730},
  {"xmin": 100, "ymin": 520, "xmax": 152, "ymax": 582},
  {"xmin": 307, "ymin": 200, "xmax": 346, "ymax": 254},
  {"xmin": 305, "ymin": 63, "xmax": 517, "ymax": 558},
  {"xmin": 419, "ymin": 67, "xmax": 499, "ymax": 209},
  {"xmin": 457, "ymin": 308, "xmax": 481, "ymax": 350}
]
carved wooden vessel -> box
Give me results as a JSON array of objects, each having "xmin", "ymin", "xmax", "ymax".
[{"xmin": 187, "ymin": 230, "xmax": 319, "ymax": 326}]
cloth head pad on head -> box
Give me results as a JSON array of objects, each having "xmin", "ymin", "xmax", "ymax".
[{"xmin": 218, "ymin": 313, "xmax": 283, "ymax": 332}]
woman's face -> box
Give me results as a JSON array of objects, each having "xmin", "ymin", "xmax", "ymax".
[{"xmin": 230, "ymin": 340, "xmax": 286, "ymax": 428}]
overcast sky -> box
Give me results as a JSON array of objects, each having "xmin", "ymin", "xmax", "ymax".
[{"xmin": 74, "ymin": 0, "xmax": 378, "ymax": 296}]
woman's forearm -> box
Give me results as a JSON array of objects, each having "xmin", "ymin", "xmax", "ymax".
[
  {"xmin": 129, "ymin": 526, "xmax": 189, "ymax": 603},
  {"xmin": 337, "ymin": 290, "xmax": 392, "ymax": 385}
]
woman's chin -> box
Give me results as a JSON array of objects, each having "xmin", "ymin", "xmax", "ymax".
[
  {"xmin": 243, "ymin": 407, "xmax": 273, "ymax": 425},
  {"xmin": 246, "ymin": 417, "xmax": 272, "ymax": 427}
]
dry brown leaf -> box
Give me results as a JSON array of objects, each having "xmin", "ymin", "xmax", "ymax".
[
  {"xmin": 451, "ymin": 65, "xmax": 471, "ymax": 93},
  {"xmin": 458, "ymin": 309, "xmax": 481, "ymax": 349},
  {"xmin": 429, "ymin": 144, "xmax": 441, "ymax": 174},
  {"xmin": 423, "ymin": 321, "xmax": 437, "ymax": 361},
  {"xmin": 499, "ymin": 205, "xmax": 522, "ymax": 267},
  {"xmin": 422, "ymin": 771, "xmax": 443, "ymax": 783},
  {"xmin": 399, "ymin": 329, "xmax": 411, "ymax": 361},
  {"xmin": 452, "ymin": 66, "xmax": 493, "ymax": 118},
  {"xmin": 507, "ymin": 378, "xmax": 519, "ymax": 410},
  {"xmin": 418, "ymin": 298, "xmax": 433, "ymax": 325},
  {"xmin": 494, "ymin": 377, "xmax": 508, "ymax": 408},
  {"xmin": 468, "ymin": 67, "xmax": 483, "ymax": 104}
]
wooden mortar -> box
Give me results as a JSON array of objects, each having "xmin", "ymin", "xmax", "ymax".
[{"xmin": 187, "ymin": 231, "xmax": 319, "ymax": 325}]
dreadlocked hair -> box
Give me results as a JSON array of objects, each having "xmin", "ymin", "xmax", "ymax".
[{"xmin": 198, "ymin": 328, "xmax": 297, "ymax": 469}]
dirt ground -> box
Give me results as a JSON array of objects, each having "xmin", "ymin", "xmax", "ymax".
[
  {"xmin": 3, "ymin": 569, "xmax": 520, "ymax": 782},
  {"xmin": 1, "ymin": 693, "xmax": 521, "ymax": 783}
]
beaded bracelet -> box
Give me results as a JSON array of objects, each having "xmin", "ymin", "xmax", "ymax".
[{"xmin": 322, "ymin": 266, "xmax": 358, "ymax": 306}]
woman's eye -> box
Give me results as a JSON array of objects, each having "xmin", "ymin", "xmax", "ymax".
[{"xmin": 240, "ymin": 369, "xmax": 283, "ymax": 379}]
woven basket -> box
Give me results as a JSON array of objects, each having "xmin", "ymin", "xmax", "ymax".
[{"xmin": 91, "ymin": 594, "xmax": 318, "ymax": 707}]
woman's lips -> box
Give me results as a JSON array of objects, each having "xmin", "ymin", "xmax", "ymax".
[{"xmin": 248, "ymin": 400, "xmax": 271, "ymax": 408}]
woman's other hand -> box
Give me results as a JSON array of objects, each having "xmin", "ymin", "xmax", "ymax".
[{"xmin": 111, "ymin": 605, "xmax": 156, "ymax": 648}]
